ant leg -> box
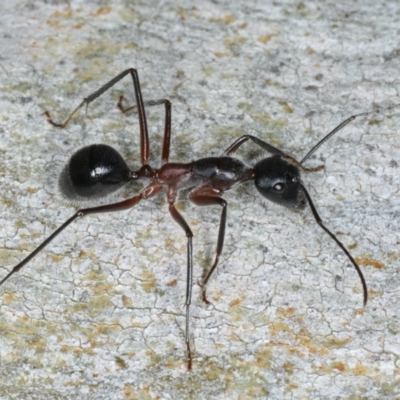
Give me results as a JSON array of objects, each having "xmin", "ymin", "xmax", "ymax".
[
  {"xmin": 224, "ymin": 134, "xmax": 287, "ymax": 157},
  {"xmin": 168, "ymin": 202, "xmax": 194, "ymax": 370},
  {"xmin": 118, "ymin": 96, "xmax": 172, "ymax": 164},
  {"xmin": 225, "ymin": 135, "xmax": 325, "ymax": 172},
  {"xmin": 45, "ymin": 68, "xmax": 151, "ymax": 165},
  {"xmin": 118, "ymin": 97, "xmax": 169, "ymax": 115},
  {"xmin": 189, "ymin": 189, "xmax": 227, "ymax": 305},
  {"xmin": 0, "ymin": 182, "xmax": 161, "ymax": 287}
]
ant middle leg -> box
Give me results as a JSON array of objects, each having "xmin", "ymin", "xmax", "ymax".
[{"xmin": 118, "ymin": 96, "xmax": 172, "ymax": 164}]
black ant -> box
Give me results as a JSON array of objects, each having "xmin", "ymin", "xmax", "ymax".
[{"xmin": 0, "ymin": 68, "xmax": 393, "ymax": 370}]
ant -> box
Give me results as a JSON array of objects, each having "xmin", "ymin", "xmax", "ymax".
[{"xmin": 0, "ymin": 68, "xmax": 393, "ymax": 370}]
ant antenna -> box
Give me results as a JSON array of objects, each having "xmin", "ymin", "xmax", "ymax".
[
  {"xmin": 301, "ymin": 104, "xmax": 400, "ymax": 164},
  {"xmin": 296, "ymin": 180, "xmax": 368, "ymax": 306}
]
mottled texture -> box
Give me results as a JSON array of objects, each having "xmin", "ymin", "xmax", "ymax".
[{"xmin": 0, "ymin": 1, "xmax": 399, "ymax": 399}]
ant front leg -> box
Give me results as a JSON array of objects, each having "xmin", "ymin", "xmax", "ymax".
[
  {"xmin": 189, "ymin": 187, "xmax": 228, "ymax": 305},
  {"xmin": 224, "ymin": 134, "xmax": 324, "ymax": 172},
  {"xmin": 224, "ymin": 134, "xmax": 287, "ymax": 157}
]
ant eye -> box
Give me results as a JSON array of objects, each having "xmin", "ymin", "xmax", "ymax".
[{"xmin": 273, "ymin": 182, "xmax": 286, "ymax": 193}]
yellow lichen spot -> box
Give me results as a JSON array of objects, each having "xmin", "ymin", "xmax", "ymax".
[
  {"xmin": 299, "ymin": 335, "xmax": 310, "ymax": 346},
  {"xmin": 122, "ymin": 294, "xmax": 133, "ymax": 307},
  {"xmin": 28, "ymin": 337, "xmax": 46, "ymax": 353},
  {"xmin": 204, "ymin": 363, "xmax": 226, "ymax": 381},
  {"xmin": 271, "ymin": 322, "xmax": 289, "ymax": 332},
  {"xmin": 258, "ymin": 34, "xmax": 275, "ymax": 44},
  {"xmin": 175, "ymin": 202, "xmax": 185, "ymax": 212},
  {"xmin": 214, "ymin": 52, "xmax": 230, "ymax": 58},
  {"xmin": 141, "ymin": 270, "xmax": 156, "ymax": 293},
  {"xmin": 286, "ymin": 383, "xmax": 299, "ymax": 392},
  {"xmin": 368, "ymin": 288, "xmax": 383, "ymax": 299},
  {"xmin": 145, "ymin": 350, "xmax": 160, "ymax": 367},
  {"xmin": 368, "ymin": 118, "xmax": 381, "ymax": 126},
  {"xmin": 210, "ymin": 14, "xmax": 236, "ymax": 24},
  {"xmin": 255, "ymin": 347, "xmax": 272, "ymax": 368},
  {"xmin": 348, "ymin": 242, "xmax": 357, "ymax": 250},
  {"xmin": 115, "ymin": 356, "xmax": 127, "ymax": 369},
  {"xmin": 14, "ymin": 220, "xmax": 24, "ymax": 229},
  {"xmin": 93, "ymin": 6, "xmax": 111, "ymax": 16},
  {"xmin": 72, "ymin": 302, "xmax": 88, "ymax": 312},
  {"xmin": 325, "ymin": 336, "xmax": 352, "ymax": 348},
  {"xmin": 164, "ymin": 238, "xmax": 175, "ymax": 249},
  {"xmin": 355, "ymin": 256, "xmax": 384, "ymax": 269},
  {"xmin": 31, "ymin": 231, "xmax": 41, "ymax": 239},
  {"xmin": 288, "ymin": 347, "xmax": 305, "ymax": 357},
  {"xmin": 92, "ymin": 281, "xmax": 113, "ymax": 295},
  {"xmin": 2, "ymin": 197, "xmax": 13, "ymax": 207},
  {"xmin": 3, "ymin": 293, "xmax": 15, "ymax": 304},
  {"xmin": 83, "ymin": 270, "xmax": 107, "ymax": 283},
  {"xmin": 96, "ymin": 325, "xmax": 118, "ymax": 335},
  {"xmin": 202, "ymin": 66, "xmax": 216, "ymax": 76},
  {"xmin": 88, "ymin": 294, "xmax": 113, "ymax": 313},
  {"xmin": 77, "ymin": 250, "xmax": 88, "ymax": 258},
  {"xmin": 283, "ymin": 361, "xmax": 294, "ymax": 374},
  {"xmin": 26, "ymin": 187, "xmax": 38, "ymax": 194},
  {"xmin": 177, "ymin": 7, "xmax": 187, "ymax": 20},
  {"xmin": 331, "ymin": 360, "xmax": 346, "ymax": 372},
  {"xmin": 307, "ymin": 46, "xmax": 315, "ymax": 55},
  {"xmin": 277, "ymin": 307, "xmax": 296, "ymax": 317},
  {"xmin": 123, "ymin": 383, "xmax": 134, "ymax": 397},
  {"xmin": 229, "ymin": 300, "xmax": 243, "ymax": 322},
  {"xmin": 229, "ymin": 298, "xmax": 241, "ymax": 307},
  {"xmin": 50, "ymin": 254, "xmax": 64, "ymax": 262},
  {"xmin": 51, "ymin": 8, "xmax": 73, "ymax": 19},
  {"xmin": 351, "ymin": 363, "xmax": 367, "ymax": 375},
  {"xmin": 60, "ymin": 345, "xmax": 69, "ymax": 353},
  {"xmin": 309, "ymin": 345, "xmax": 329, "ymax": 356},
  {"xmin": 279, "ymin": 101, "xmax": 294, "ymax": 114},
  {"xmin": 224, "ymin": 35, "xmax": 246, "ymax": 49},
  {"xmin": 209, "ymin": 289, "xmax": 223, "ymax": 302}
]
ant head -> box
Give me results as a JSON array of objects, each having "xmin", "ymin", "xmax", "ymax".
[
  {"xmin": 253, "ymin": 155, "xmax": 306, "ymax": 209},
  {"xmin": 59, "ymin": 144, "xmax": 132, "ymax": 201}
]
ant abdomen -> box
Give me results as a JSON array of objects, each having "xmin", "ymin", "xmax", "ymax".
[
  {"xmin": 58, "ymin": 144, "xmax": 132, "ymax": 201},
  {"xmin": 253, "ymin": 155, "xmax": 306, "ymax": 209}
]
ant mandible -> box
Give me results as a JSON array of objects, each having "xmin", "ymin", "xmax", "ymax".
[{"xmin": 1, "ymin": 68, "xmax": 392, "ymax": 370}]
